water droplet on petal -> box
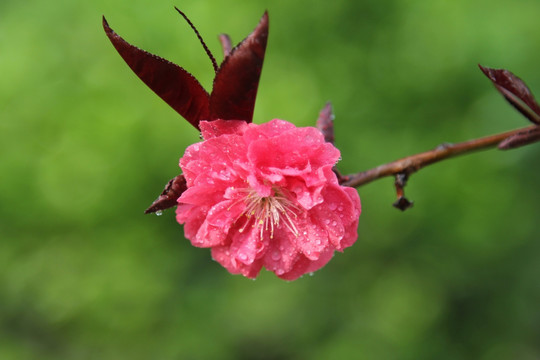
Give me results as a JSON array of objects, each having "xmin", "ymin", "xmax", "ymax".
[
  {"xmin": 155, "ymin": 210, "xmax": 163, "ymax": 216},
  {"xmin": 329, "ymin": 203, "xmax": 337, "ymax": 211},
  {"xmin": 271, "ymin": 250, "xmax": 281, "ymax": 261}
]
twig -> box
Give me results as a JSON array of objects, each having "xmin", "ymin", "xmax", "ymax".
[{"xmin": 341, "ymin": 125, "xmax": 538, "ymax": 188}]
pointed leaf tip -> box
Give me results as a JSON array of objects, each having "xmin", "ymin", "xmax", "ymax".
[
  {"xmin": 103, "ymin": 16, "xmax": 210, "ymax": 129},
  {"xmin": 479, "ymin": 64, "xmax": 540, "ymax": 125},
  {"xmin": 145, "ymin": 174, "xmax": 187, "ymax": 214},
  {"xmin": 316, "ymin": 102, "xmax": 335, "ymax": 144},
  {"xmin": 209, "ymin": 11, "xmax": 269, "ymax": 122}
]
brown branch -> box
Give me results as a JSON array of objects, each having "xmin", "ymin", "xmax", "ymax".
[{"xmin": 341, "ymin": 125, "xmax": 538, "ymax": 188}]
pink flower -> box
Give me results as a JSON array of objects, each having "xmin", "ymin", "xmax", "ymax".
[{"xmin": 176, "ymin": 119, "xmax": 361, "ymax": 280}]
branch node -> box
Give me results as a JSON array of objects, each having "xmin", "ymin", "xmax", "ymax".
[
  {"xmin": 393, "ymin": 196, "xmax": 414, "ymax": 211},
  {"xmin": 436, "ymin": 142, "xmax": 453, "ymax": 151},
  {"xmin": 393, "ymin": 173, "xmax": 414, "ymax": 211}
]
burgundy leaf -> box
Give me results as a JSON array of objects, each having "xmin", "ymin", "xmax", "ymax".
[
  {"xmin": 498, "ymin": 126, "xmax": 540, "ymax": 150},
  {"xmin": 103, "ymin": 16, "xmax": 210, "ymax": 129},
  {"xmin": 316, "ymin": 102, "xmax": 335, "ymax": 144},
  {"xmin": 145, "ymin": 174, "xmax": 187, "ymax": 214},
  {"xmin": 479, "ymin": 65, "xmax": 540, "ymax": 125},
  {"xmin": 209, "ymin": 12, "xmax": 269, "ymax": 121}
]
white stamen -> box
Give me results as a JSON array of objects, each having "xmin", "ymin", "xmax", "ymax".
[{"xmin": 234, "ymin": 187, "xmax": 300, "ymax": 239}]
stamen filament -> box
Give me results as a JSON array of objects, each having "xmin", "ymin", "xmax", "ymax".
[{"xmin": 233, "ymin": 187, "xmax": 300, "ymax": 239}]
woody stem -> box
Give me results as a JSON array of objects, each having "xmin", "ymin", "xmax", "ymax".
[{"xmin": 341, "ymin": 125, "xmax": 538, "ymax": 188}]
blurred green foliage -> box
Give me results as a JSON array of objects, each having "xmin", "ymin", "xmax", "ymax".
[{"xmin": 1, "ymin": 0, "xmax": 539, "ymax": 359}]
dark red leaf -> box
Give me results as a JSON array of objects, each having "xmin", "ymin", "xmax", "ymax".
[
  {"xmin": 316, "ymin": 102, "xmax": 335, "ymax": 144},
  {"xmin": 479, "ymin": 65, "xmax": 540, "ymax": 125},
  {"xmin": 145, "ymin": 174, "xmax": 187, "ymax": 214},
  {"xmin": 498, "ymin": 126, "xmax": 540, "ymax": 150},
  {"xmin": 209, "ymin": 12, "xmax": 269, "ymax": 121},
  {"xmin": 103, "ymin": 16, "xmax": 210, "ymax": 129}
]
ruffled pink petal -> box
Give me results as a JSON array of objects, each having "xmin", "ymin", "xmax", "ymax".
[
  {"xmin": 178, "ymin": 187, "xmax": 223, "ymax": 208},
  {"xmin": 293, "ymin": 212, "xmax": 330, "ymax": 260},
  {"xmin": 192, "ymin": 200, "xmax": 243, "ymax": 247},
  {"xmin": 211, "ymin": 225, "xmax": 267, "ymax": 278},
  {"xmin": 340, "ymin": 187, "xmax": 361, "ymax": 249},
  {"xmin": 211, "ymin": 245, "xmax": 263, "ymax": 279},
  {"xmin": 176, "ymin": 118, "xmax": 361, "ymax": 280},
  {"xmin": 315, "ymin": 183, "xmax": 360, "ymax": 250},
  {"xmin": 200, "ymin": 119, "xmax": 247, "ymax": 139},
  {"xmin": 262, "ymin": 229, "xmax": 301, "ymax": 276},
  {"xmin": 278, "ymin": 248, "xmax": 335, "ymax": 281},
  {"xmin": 175, "ymin": 203, "xmax": 207, "ymax": 241},
  {"xmin": 243, "ymin": 119, "xmax": 297, "ymax": 142},
  {"xmin": 287, "ymin": 177, "xmax": 324, "ymax": 210},
  {"xmin": 247, "ymin": 127, "xmax": 339, "ymax": 173}
]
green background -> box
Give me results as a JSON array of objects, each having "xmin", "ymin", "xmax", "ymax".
[{"xmin": 1, "ymin": 0, "xmax": 539, "ymax": 359}]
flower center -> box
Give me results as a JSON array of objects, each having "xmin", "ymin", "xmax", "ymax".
[{"xmin": 235, "ymin": 187, "xmax": 300, "ymax": 239}]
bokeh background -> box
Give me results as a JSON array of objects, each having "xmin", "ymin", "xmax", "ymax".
[{"xmin": 1, "ymin": 0, "xmax": 539, "ymax": 359}]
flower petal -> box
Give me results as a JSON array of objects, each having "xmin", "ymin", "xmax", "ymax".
[{"xmin": 176, "ymin": 118, "xmax": 361, "ymax": 280}]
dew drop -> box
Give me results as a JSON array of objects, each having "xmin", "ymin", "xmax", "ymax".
[
  {"xmin": 331, "ymin": 221, "xmax": 337, "ymax": 226},
  {"xmin": 329, "ymin": 203, "xmax": 337, "ymax": 211},
  {"xmin": 338, "ymin": 206, "xmax": 343, "ymax": 211},
  {"xmin": 155, "ymin": 210, "xmax": 163, "ymax": 216},
  {"xmin": 271, "ymin": 250, "xmax": 281, "ymax": 261},
  {"xmin": 324, "ymin": 219, "xmax": 330, "ymax": 225}
]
